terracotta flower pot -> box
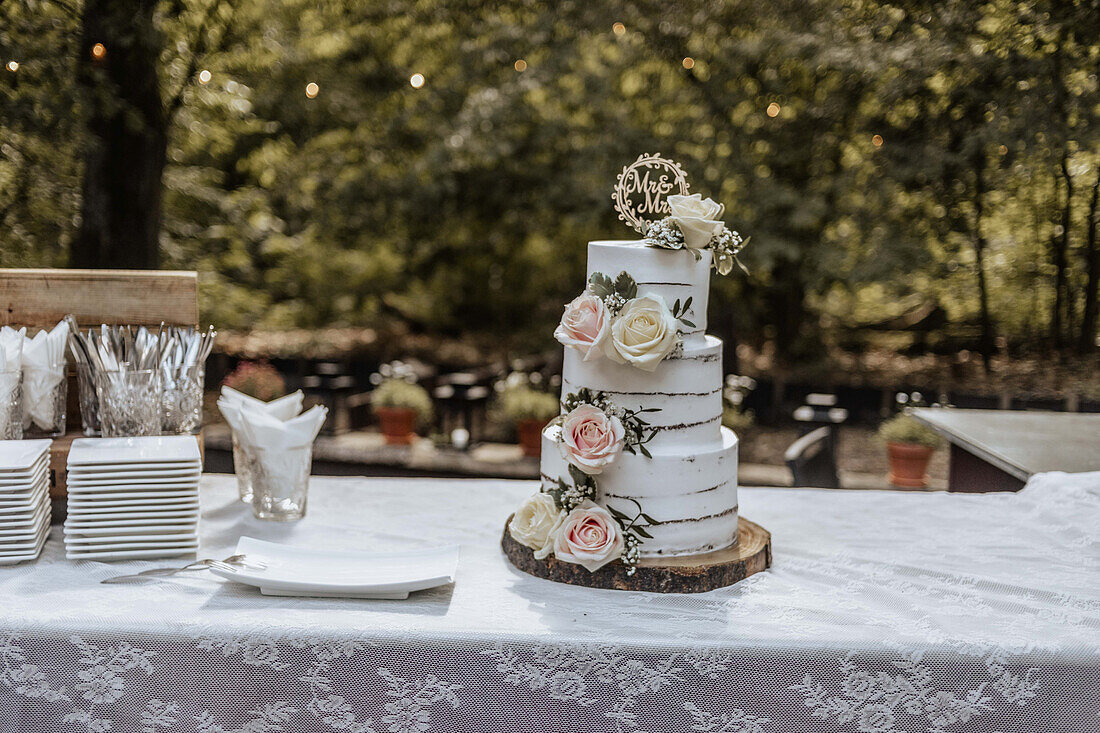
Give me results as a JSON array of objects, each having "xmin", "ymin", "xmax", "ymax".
[
  {"xmin": 517, "ymin": 418, "xmax": 549, "ymax": 458},
  {"xmin": 887, "ymin": 442, "xmax": 935, "ymax": 488},
  {"xmin": 376, "ymin": 406, "xmax": 417, "ymax": 446}
]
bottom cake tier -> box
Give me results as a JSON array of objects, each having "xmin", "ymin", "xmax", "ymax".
[{"xmin": 540, "ymin": 425, "xmax": 739, "ymax": 558}]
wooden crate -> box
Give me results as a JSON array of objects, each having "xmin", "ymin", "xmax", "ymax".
[{"xmin": 0, "ymin": 268, "xmax": 200, "ymax": 495}]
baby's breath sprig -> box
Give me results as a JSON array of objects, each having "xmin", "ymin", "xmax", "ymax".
[
  {"xmin": 643, "ymin": 217, "xmax": 685, "ymax": 251},
  {"xmin": 643, "ymin": 217, "xmax": 750, "ymax": 275},
  {"xmin": 546, "ymin": 464, "xmax": 598, "ymax": 513},
  {"xmin": 587, "ymin": 270, "xmax": 638, "ymax": 316},
  {"xmin": 605, "ymin": 498, "xmax": 659, "ymax": 576}
]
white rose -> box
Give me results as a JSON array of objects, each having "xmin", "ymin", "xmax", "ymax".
[
  {"xmin": 667, "ymin": 193, "xmax": 725, "ymax": 251},
  {"xmin": 552, "ymin": 500, "xmax": 624, "ymax": 572},
  {"xmin": 604, "ymin": 295, "xmax": 679, "ymax": 372},
  {"xmin": 510, "ymin": 493, "xmax": 564, "ymax": 559}
]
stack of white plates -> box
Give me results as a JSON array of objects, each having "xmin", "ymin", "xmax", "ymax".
[
  {"xmin": 0, "ymin": 440, "xmax": 52, "ymax": 565},
  {"xmin": 64, "ymin": 436, "xmax": 202, "ymax": 560}
]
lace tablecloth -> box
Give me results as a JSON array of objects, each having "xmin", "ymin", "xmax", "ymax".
[{"xmin": 1, "ymin": 472, "xmax": 1097, "ymax": 733}]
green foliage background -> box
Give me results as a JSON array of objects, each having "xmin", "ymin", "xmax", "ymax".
[{"xmin": 1, "ymin": 0, "xmax": 1097, "ymax": 361}]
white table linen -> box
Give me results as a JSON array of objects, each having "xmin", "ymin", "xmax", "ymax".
[{"xmin": 0, "ymin": 472, "xmax": 1097, "ymax": 733}]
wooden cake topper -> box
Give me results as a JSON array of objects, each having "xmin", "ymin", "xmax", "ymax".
[{"xmin": 612, "ymin": 153, "xmax": 691, "ymax": 234}]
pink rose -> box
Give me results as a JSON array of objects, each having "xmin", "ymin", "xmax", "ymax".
[
  {"xmin": 554, "ymin": 294, "xmax": 610, "ymax": 361},
  {"xmin": 558, "ymin": 404, "xmax": 624, "ymax": 474},
  {"xmin": 553, "ymin": 500, "xmax": 624, "ymax": 572}
]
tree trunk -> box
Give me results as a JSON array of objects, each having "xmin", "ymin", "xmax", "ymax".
[
  {"xmin": 1050, "ymin": 164, "xmax": 1071, "ymax": 349},
  {"xmin": 72, "ymin": 0, "xmax": 165, "ymax": 270},
  {"xmin": 1080, "ymin": 171, "xmax": 1100, "ymax": 352},
  {"xmin": 972, "ymin": 155, "xmax": 994, "ymax": 371}
]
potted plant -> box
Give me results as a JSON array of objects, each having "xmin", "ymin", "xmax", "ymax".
[
  {"xmin": 500, "ymin": 385, "xmax": 560, "ymax": 458},
  {"xmin": 372, "ymin": 378, "xmax": 433, "ymax": 445},
  {"xmin": 878, "ymin": 414, "xmax": 942, "ymax": 488},
  {"xmin": 222, "ymin": 360, "xmax": 287, "ymax": 401}
]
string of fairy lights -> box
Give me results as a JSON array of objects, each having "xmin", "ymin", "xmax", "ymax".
[{"xmin": 2, "ymin": 20, "xmax": 888, "ymax": 148}]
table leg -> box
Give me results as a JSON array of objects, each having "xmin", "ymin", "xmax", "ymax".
[{"xmin": 947, "ymin": 443, "xmax": 1027, "ymax": 493}]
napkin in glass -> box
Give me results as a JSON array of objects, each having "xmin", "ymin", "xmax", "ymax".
[{"xmin": 21, "ymin": 320, "xmax": 69, "ymax": 430}]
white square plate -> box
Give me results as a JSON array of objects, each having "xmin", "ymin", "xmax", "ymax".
[
  {"xmin": 65, "ymin": 508, "xmax": 199, "ymax": 522},
  {"xmin": 209, "ymin": 537, "xmax": 460, "ymax": 599},
  {"xmin": 0, "ymin": 489, "xmax": 47, "ymax": 517},
  {"xmin": 68, "ymin": 495, "xmax": 199, "ymax": 511},
  {"xmin": 0, "ymin": 485, "xmax": 45, "ymax": 504},
  {"xmin": 64, "ymin": 524, "xmax": 198, "ymax": 538},
  {"xmin": 0, "ymin": 457, "xmax": 48, "ymax": 484},
  {"xmin": 67, "ymin": 547, "xmax": 197, "ymax": 561},
  {"xmin": 66, "ymin": 468, "xmax": 201, "ymax": 482},
  {"xmin": 68, "ymin": 461, "xmax": 202, "ymax": 476},
  {"xmin": 64, "ymin": 533, "xmax": 199, "ymax": 547},
  {"xmin": 64, "ymin": 516, "xmax": 196, "ymax": 529},
  {"xmin": 66, "ymin": 489, "xmax": 199, "ymax": 503},
  {"xmin": 0, "ymin": 503, "xmax": 49, "ymax": 535},
  {"xmin": 0, "ymin": 440, "xmax": 52, "ymax": 472},
  {"xmin": 0, "ymin": 520, "xmax": 50, "ymax": 553},
  {"xmin": 68, "ymin": 436, "xmax": 201, "ymax": 466},
  {"xmin": 63, "ymin": 538, "xmax": 199, "ymax": 552},
  {"xmin": 0, "ymin": 491, "xmax": 47, "ymax": 516},
  {"xmin": 0, "ymin": 529, "xmax": 48, "ymax": 564},
  {"xmin": 66, "ymin": 480, "xmax": 200, "ymax": 494}
]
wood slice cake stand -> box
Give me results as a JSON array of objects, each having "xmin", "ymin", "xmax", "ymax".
[{"xmin": 502, "ymin": 515, "xmax": 771, "ymax": 593}]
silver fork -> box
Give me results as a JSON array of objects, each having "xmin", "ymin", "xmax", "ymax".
[{"xmin": 100, "ymin": 554, "xmax": 266, "ymax": 584}]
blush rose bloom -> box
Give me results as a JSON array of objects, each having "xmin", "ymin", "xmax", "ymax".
[
  {"xmin": 604, "ymin": 295, "xmax": 679, "ymax": 371},
  {"xmin": 552, "ymin": 500, "xmax": 624, "ymax": 572},
  {"xmin": 558, "ymin": 404, "xmax": 625, "ymax": 474},
  {"xmin": 554, "ymin": 293, "xmax": 611, "ymax": 361},
  {"xmin": 667, "ymin": 193, "xmax": 725, "ymax": 251},
  {"xmin": 510, "ymin": 492, "xmax": 564, "ymax": 559}
]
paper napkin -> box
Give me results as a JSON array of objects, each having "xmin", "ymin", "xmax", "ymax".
[{"xmin": 21, "ymin": 320, "xmax": 69, "ymax": 430}]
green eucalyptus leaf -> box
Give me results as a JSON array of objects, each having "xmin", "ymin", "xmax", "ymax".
[{"xmin": 588, "ymin": 272, "xmax": 614, "ymax": 298}]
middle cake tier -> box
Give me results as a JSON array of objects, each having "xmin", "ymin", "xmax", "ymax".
[{"xmin": 561, "ymin": 334, "xmax": 725, "ymax": 453}]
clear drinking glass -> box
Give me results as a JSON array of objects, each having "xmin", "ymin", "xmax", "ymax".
[
  {"xmin": 22, "ymin": 364, "xmax": 66, "ymax": 438},
  {"xmin": 96, "ymin": 369, "xmax": 162, "ymax": 437},
  {"xmin": 75, "ymin": 363, "xmax": 100, "ymax": 436},
  {"xmin": 0, "ymin": 370, "xmax": 23, "ymax": 440},
  {"xmin": 249, "ymin": 444, "xmax": 311, "ymax": 521},
  {"xmin": 232, "ymin": 433, "xmax": 254, "ymax": 503},
  {"xmin": 161, "ymin": 364, "xmax": 204, "ymax": 434}
]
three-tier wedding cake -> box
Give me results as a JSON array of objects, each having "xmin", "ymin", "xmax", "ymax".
[{"xmin": 504, "ymin": 154, "xmax": 754, "ymax": 585}]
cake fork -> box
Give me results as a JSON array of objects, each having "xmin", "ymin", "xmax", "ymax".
[{"xmin": 100, "ymin": 554, "xmax": 266, "ymax": 584}]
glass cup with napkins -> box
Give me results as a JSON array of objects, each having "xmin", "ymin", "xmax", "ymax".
[
  {"xmin": 217, "ymin": 387, "xmax": 305, "ymax": 503},
  {"xmin": 235, "ymin": 403, "xmax": 327, "ymax": 521}
]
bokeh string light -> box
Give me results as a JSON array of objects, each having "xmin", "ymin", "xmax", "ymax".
[
  {"xmin": 305, "ymin": 82, "xmax": 319, "ymax": 98},
  {"xmin": 682, "ymin": 57, "xmax": 695, "ymax": 70},
  {"xmin": 872, "ymin": 134, "xmax": 884, "ymax": 147},
  {"xmin": 514, "ymin": 59, "xmax": 527, "ymax": 72},
  {"xmin": 409, "ymin": 73, "xmax": 425, "ymax": 88},
  {"xmin": 766, "ymin": 102, "xmax": 781, "ymax": 117},
  {"xmin": 198, "ymin": 69, "xmax": 211, "ymax": 84},
  {"xmin": 612, "ymin": 22, "xmax": 626, "ymax": 35},
  {"xmin": 6, "ymin": 61, "xmax": 18, "ymax": 72},
  {"xmin": 91, "ymin": 43, "xmax": 106, "ymax": 61}
]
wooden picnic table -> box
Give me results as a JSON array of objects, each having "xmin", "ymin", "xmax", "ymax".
[{"xmin": 910, "ymin": 407, "xmax": 1100, "ymax": 492}]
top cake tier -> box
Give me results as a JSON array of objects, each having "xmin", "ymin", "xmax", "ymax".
[{"xmin": 587, "ymin": 240, "xmax": 711, "ymax": 345}]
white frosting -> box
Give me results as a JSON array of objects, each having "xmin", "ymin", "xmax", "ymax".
[
  {"xmin": 540, "ymin": 238, "xmax": 738, "ymax": 559},
  {"xmin": 541, "ymin": 426, "xmax": 739, "ymax": 557},
  {"xmin": 587, "ymin": 240, "xmax": 710, "ymax": 344},
  {"xmin": 562, "ymin": 336, "xmax": 723, "ymax": 452}
]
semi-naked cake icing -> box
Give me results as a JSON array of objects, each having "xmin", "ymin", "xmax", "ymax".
[
  {"xmin": 505, "ymin": 158, "xmax": 749, "ymax": 580},
  {"xmin": 539, "ymin": 240, "xmax": 738, "ymax": 557}
]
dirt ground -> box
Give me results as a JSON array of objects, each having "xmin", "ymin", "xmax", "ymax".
[{"xmin": 738, "ymin": 424, "xmax": 950, "ymax": 482}]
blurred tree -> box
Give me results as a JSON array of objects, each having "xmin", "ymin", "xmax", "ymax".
[{"xmin": 1, "ymin": 0, "xmax": 1098, "ymax": 362}]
